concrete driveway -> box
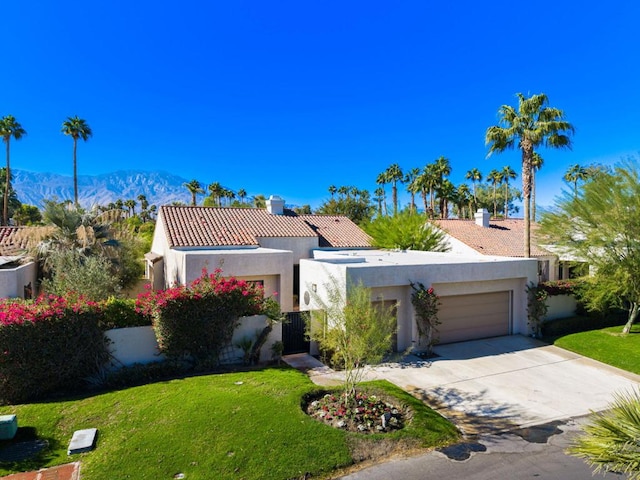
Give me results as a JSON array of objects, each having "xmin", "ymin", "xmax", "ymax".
[{"xmin": 362, "ymin": 335, "xmax": 640, "ymax": 434}]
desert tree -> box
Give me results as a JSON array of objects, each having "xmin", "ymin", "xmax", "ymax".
[{"xmin": 540, "ymin": 159, "xmax": 640, "ymax": 334}]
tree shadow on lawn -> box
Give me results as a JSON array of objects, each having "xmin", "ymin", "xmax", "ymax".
[{"xmin": 0, "ymin": 426, "xmax": 60, "ymax": 474}]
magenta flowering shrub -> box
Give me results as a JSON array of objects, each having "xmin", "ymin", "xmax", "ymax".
[
  {"xmin": 135, "ymin": 269, "xmax": 267, "ymax": 363},
  {"xmin": 540, "ymin": 280, "xmax": 580, "ymax": 297},
  {"xmin": 0, "ymin": 294, "xmax": 109, "ymax": 405}
]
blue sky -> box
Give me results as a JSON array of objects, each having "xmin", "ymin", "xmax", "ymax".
[{"xmin": 3, "ymin": 1, "xmax": 640, "ymax": 210}]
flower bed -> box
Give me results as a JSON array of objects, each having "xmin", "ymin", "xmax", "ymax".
[{"xmin": 305, "ymin": 390, "xmax": 407, "ymax": 433}]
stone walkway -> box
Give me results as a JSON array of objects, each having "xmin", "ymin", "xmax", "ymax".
[{"xmin": 1, "ymin": 462, "xmax": 80, "ymax": 480}]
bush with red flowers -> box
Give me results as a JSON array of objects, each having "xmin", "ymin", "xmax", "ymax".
[
  {"xmin": 0, "ymin": 294, "xmax": 109, "ymax": 405},
  {"xmin": 135, "ymin": 269, "xmax": 271, "ymax": 364}
]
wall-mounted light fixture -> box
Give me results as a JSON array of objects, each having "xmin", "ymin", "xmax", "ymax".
[{"xmin": 311, "ymin": 284, "xmax": 317, "ymax": 292}]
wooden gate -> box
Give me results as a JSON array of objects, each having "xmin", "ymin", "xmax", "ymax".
[{"xmin": 282, "ymin": 312, "xmax": 310, "ymax": 355}]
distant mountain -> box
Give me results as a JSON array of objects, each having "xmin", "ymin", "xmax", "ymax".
[{"xmin": 12, "ymin": 170, "xmax": 194, "ymax": 208}]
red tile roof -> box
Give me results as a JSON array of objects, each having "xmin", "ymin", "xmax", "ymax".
[
  {"xmin": 159, "ymin": 206, "xmax": 371, "ymax": 248},
  {"xmin": 0, "ymin": 227, "xmax": 35, "ymax": 256},
  {"xmin": 433, "ymin": 218, "xmax": 550, "ymax": 258}
]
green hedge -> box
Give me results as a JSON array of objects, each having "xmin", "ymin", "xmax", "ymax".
[{"xmin": 0, "ymin": 297, "xmax": 109, "ymax": 405}]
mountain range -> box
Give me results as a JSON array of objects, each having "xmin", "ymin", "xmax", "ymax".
[{"xmin": 12, "ymin": 169, "xmax": 197, "ymax": 209}]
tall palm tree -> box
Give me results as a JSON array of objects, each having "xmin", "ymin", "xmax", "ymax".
[
  {"xmin": 61, "ymin": 116, "xmax": 92, "ymax": 207},
  {"xmin": 238, "ymin": 188, "xmax": 247, "ymax": 204},
  {"xmin": 124, "ymin": 199, "xmax": 136, "ymax": 217},
  {"xmin": 487, "ymin": 169, "xmax": 502, "ymax": 218},
  {"xmin": 207, "ymin": 182, "xmax": 223, "ymax": 206},
  {"xmin": 433, "ymin": 157, "xmax": 451, "ymax": 217},
  {"xmin": 456, "ymin": 184, "xmax": 471, "ymax": 219},
  {"xmin": 501, "ymin": 166, "xmax": 517, "ymax": 218},
  {"xmin": 373, "ymin": 187, "xmax": 385, "ymax": 216},
  {"xmin": 375, "ymin": 172, "xmax": 388, "ymax": 216},
  {"xmin": 385, "ymin": 163, "xmax": 404, "ymax": 216},
  {"xmin": 564, "ymin": 163, "xmax": 588, "ymax": 198},
  {"xmin": 0, "ymin": 116, "xmax": 26, "ymax": 226},
  {"xmin": 465, "ymin": 168, "xmax": 483, "ymax": 208},
  {"xmin": 486, "ymin": 93, "xmax": 573, "ymax": 257},
  {"xmin": 328, "ymin": 185, "xmax": 337, "ymax": 199},
  {"xmin": 404, "ymin": 167, "xmax": 420, "ymax": 212},
  {"xmin": 183, "ymin": 179, "xmax": 205, "ymax": 206},
  {"xmin": 436, "ymin": 179, "xmax": 456, "ymax": 219},
  {"xmin": 531, "ymin": 152, "xmax": 544, "ymax": 221}
]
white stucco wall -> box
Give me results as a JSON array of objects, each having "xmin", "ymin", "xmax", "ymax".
[
  {"xmin": 300, "ymin": 250, "xmax": 538, "ymax": 350},
  {"xmin": 174, "ymin": 247, "xmax": 294, "ymax": 312},
  {"xmin": 257, "ymin": 237, "xmax": 318, "ymax": 263},
  {"xmin": 0, "ymin": 262, "xmax": 37, "ymax": 299},
  {"xmin": 544, "ymin": 294, "xmax": 578, "ymax": 321}
]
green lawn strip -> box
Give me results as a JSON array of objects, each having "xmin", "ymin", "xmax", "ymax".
[
  {"xmin": 553, "ymin": 323, "xmax": 640, "ymax": 374},
  {"xmin": 0, "ymin": 368, "xmax": 457, "ymax": 479}
]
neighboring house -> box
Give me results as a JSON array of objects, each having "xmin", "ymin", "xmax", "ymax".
[
  {"xmin": 433, "ymin": 209, "xmax": 561, "ymax": 282},
  {"xmin": 300, "ymin": 249, "xmax": 538, "ymax": 351},
  {"xmin": 145, "ymin": 196, "xmax": 372, "ymax": 313},
  {"xmin": 0, "ymin": 227, "xmax": 38, "ymax": 299}
]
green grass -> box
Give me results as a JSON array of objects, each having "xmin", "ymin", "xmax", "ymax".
[
  {"xmin": 553, "ymin": 323, "xmax": 640, "ymax": 374},
  {"xmin": 0, "ymin": 368, "xmax": 457, "ymax": 479}
]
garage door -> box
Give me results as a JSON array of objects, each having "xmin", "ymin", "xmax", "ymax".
[{"xmin": 436, "ymin": 291, "xmax": 510, "ymax": 344}]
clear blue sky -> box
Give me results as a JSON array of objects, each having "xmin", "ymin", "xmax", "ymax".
[{"xmin": 3, "ymin": 1, "xmax": 640, "ymax": 210}]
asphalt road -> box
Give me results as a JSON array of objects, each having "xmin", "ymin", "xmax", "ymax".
[{"xmin": 338, "ymin": 418, "xmax": 627, "ymax": 480}]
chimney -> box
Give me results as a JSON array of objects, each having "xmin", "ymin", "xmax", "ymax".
[
  {"xmin": 266, "ymin": 195, "xmax": 285, "ymax": 215},
  {"xmin": 474, "ymin": 208, "xmax": 490, "ymax": 228}
]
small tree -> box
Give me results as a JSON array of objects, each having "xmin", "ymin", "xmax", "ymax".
[
  {"xmin": 526, "ymin": 282, "xmax": 548, "ymax": 338},
  {"xmin": 410, "ymin": 282, "xmax": 440, "ymax": 356},
  {"xmin": 306, "ymin": 276, "xmax": 396, "ymax": 402},
  {"xmin": 363, "ymin": 210, "xmax": 450, "ymax": 252},
  {"xmin": 540, "ymin": 159, "xmax": 640, "ymax": 334}
]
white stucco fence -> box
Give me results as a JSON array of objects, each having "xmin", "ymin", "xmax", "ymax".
[
  {"xmin": 544, "ymin": 294, "xmax": 578, "ymax": 321},
  {"xmin": 105, "ymin": 315, "xmax": 282, "ymax": 369}
]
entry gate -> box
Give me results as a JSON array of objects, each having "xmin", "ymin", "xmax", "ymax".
[{"xmin": 282, "ymin": 312, "xmax": 309, "ymax": 355}]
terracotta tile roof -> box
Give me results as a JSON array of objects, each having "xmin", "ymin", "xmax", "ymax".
[
  {"xmin": 298, "ymin": 214, "xmax": 372, "ymax": 248},
  {"xmin": 0, "ymin": 227, "xmax": 35, "ymax": 256},
  {"xmin": 433, "ymin": 218, "xmax": 551, "ymax": 258},
  {"xmin": 159, "ymin": 206, "xmax": 371, "ymax": 248}
]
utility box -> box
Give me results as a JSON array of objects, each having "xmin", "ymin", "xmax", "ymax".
[{"xmin": 0, "ymin": 414, "xmax": 17, "ymax": 440}]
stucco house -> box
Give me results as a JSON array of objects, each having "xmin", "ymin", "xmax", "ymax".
[
  {"xmin": 0, "ymin": 227, "xmax": 38, "ymax": 299},
  {"xmin": 145, "ymin": 196, "xmax": 372, "ymax": 314},
  {"xmin": 300, "ymin": 249, "xmax": 538, "ymax": 352},
  {"xmin": 433, "ymin": 209, "xmax": 565, "ymax": 282}
]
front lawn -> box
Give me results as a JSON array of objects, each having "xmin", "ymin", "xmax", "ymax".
[
  {"xmin": 0, "ymin": 368, "xmax": 458, "ymax": 479},
  {"xmin": 553, "ymin": 323, "xmax": 640, "ymax": 374}
]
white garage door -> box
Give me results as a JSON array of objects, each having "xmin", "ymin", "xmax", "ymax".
[{"xmin": 436, "ymin": 291, "xmax": 511, "ymax": 344}]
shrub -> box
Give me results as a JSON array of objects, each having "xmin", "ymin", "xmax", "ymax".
[
  {"xmin": 540, "ymin": 279, "xmax": 581, "ymax": 296},
  {"xmin": 100, "ymin": 297, "xmax": 151, "ymax": 329},
  {"xmin": 135, "ymin": 269, "xmax": 270, "ymax": 364},
  {"xmin": 0, "ymin": 295, "xmax": 109, "ymax": 404}
]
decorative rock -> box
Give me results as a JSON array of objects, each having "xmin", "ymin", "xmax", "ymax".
[
  {"xmin": 68, "ymin": 428, "xmax": 98, "ymax": 455},
  {"xmin": 0, "ymin": 414, "xmax": 17, "ymax": 440}
]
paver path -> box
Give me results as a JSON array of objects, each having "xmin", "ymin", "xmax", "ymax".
[{"xmin": 0, "ymin": 462, "xmax": 80, "ymax": 480}]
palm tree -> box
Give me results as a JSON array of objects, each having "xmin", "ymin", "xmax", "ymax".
[
  {"xmin": 436, "ymin": 179, "xmax": 456, "ymax": 219},
  {"xmin": 433, "ymin": 157, "xmax": 451, "ymax": 217},
  {"xmin": 405, "ymin": 167, "xmax": 420, "ymax": 212},
  {"xmin": 375, "ymin": 172, "xmax": 389, "ymax": 216},
  {"xmin": 465, "ymin": 168, "xmax": 483, "ymax": 208},
  {"xmin": 501, "ymin": 166, "xmax": 517, "ymax": 218},
  {"xmin": 253, "ymin": 194, "xmax": 266, "ymax": 208},
  {"xmin": 531, "ymin": 152, "xmax": 544, "ymax": 221},
  {"xmin": 385, "ymin": 163, "xmax": 404, "ymax": 216},
  {"xmin": 456, "ymin": 184, "xmax": 471, "ymax": 219},
  {"xmin": 207, "ymin": 182, "xmax": 223, "ymax": 206},
  {"xmin": 0, "ymin": 116, "xmax": 26, "ymax": 226},
  {"xmin": 564, "ymin": 163, "xmax": 588, "ymax": 198},
  {"xmin": 328, "ymin": 185, "xmax": 337, "ymax": 199},
  {"xmin": 373, "ymin": 187, "xmax": 385, "ymax": 216},
  {"xmin": 238, "ymin": 188, "xmax": 247, "ymax": 205},
  {"xmin": 487, "ymin": 169, "xmax": 502, "ymax": 218},
  {"xmin": 124, "ymin": 199, "xmax": 136, "ymax": 217},
  {"xmin": 486, "ymin": 92, "xmax": 574, "ymax": 257},
  {"xmin": 61, "ymin": 116, "xmax": 93, "ymax": 207},
  {"xmin": 568, "ymin": 389, "xmax": 640, "ymax": 479},
  {"xmin": 183, "ymin": 179, "xmax": 205, "ymax": 206}
]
